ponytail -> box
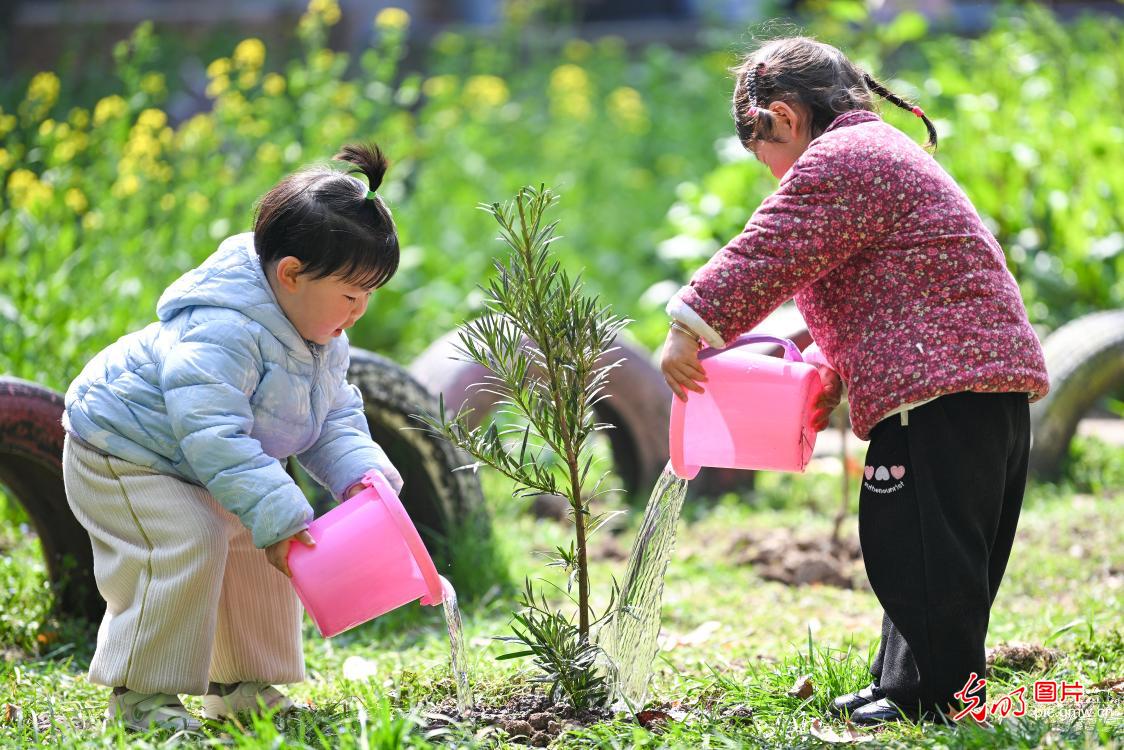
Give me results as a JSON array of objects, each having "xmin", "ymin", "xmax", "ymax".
[{"xmin": 863, "ymin": 73, "xmax": 938, "ymax": 150}]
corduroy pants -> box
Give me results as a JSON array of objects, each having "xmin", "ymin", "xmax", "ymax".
[{"xmin": 62, "ymin": 436, "xmax": 305, "ymax": 695}]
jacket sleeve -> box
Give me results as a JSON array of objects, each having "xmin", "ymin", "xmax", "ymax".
[
  {"xmin": 160, "ymin": 321, "xmax": 313, "ymax": 548},
  {"xmin": 674, "ymin": 142, "xmax": 908, "ymax": 345},
  {"xmin": 296, "ymin": 373, "xmax": 404, "ymax": 500}
]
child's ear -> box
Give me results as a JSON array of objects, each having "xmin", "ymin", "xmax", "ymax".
[
  {"xmin": 768, "ymin": 101, "xmax": 803, "ymax": 141},
  {"xmin": 274, "ymin": 256, "xmax": 304, "ymax": 292}
]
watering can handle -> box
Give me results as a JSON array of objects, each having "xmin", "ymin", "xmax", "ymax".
[
  {"xmin": 708, "ymin": 333, "xmax": 804, "ymax": 362},
  {"xmin": 361, "ymin": 469, "xmax": 445, "ymax": 606}
]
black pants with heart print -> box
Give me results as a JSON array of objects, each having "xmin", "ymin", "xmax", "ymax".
[{"xmin": 858, "ymin": 391, "xmax": 1030, "ymax": 715}]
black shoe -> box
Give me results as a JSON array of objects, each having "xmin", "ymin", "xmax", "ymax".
[
  {"xmin": 849, "ymin": 697, "xmax": 919, "ymax": 725},
  {"xmin": 830, "ymin": 682, "xmax": 885, "ymax": 717}
]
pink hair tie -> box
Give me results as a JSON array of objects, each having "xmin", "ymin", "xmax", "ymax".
[
  {"xmin": 911, "ymin": 106, "xmax": 925, "ymax": 118},
  {"xmin": 748, "ymin": 106, "xmax": 759, "ymax": 117}
]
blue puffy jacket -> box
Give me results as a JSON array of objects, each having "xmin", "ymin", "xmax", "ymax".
[{"xmin": 63, "ymin": 233, "xmax": 401, "ymax": 548}]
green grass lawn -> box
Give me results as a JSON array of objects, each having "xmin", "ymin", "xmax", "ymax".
[{"xmin": 2, "ymin": 438, "xmax": 1122, "ymax": 748}]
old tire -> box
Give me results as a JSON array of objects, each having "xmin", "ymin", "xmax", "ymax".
[
  {"xmin": 1029, "ymin": 309, "xmax": 1124, "ymax": 479},
  {"xmin": 0, "ymin": 377, "xmax": 100, "ymax": 621},
  {"xmin": 409, "ymin": 328, "xmax": 671, "ymax": 501},
  {"xmin": 345, "ymin": 348, "xmax": 496, "ymax": 593}
]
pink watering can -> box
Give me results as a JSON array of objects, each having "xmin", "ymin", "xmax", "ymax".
[
  {"xmin": 288, "ymin": 469, "xmax": 444, "ymax": 637},
  {"xmin": 669, "ymin": 334, "xmax": 824, "ymax": 479}
]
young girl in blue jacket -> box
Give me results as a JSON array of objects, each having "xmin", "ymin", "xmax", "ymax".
[{"xmin": 62, "ymin": 144, "xmax": 403, "ymax": 731}]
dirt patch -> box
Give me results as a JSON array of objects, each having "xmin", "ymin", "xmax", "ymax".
[
  {"xmin": 986, "ymin": 643, "xmax": 1063, "ymax": 675},
  {"xmin": 424, "ymin": 692, "xmax": 610, "ymax": 746},
  {"xmin": 727, "ymin": 529, "xmax": 864, "ymax": 589}
]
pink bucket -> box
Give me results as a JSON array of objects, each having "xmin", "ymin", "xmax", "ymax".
[
  {"xmin": 669, "ymin": 334, "xmax": 823, "ymax": 479},
  {"xmin": 288, "ymin": 469, "xmax": 444, "ymax": 637}
]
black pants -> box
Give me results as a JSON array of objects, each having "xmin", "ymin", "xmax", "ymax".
[{"xmin": 859, "ymin": 391, "xmax": 1030, "ymax": 714}]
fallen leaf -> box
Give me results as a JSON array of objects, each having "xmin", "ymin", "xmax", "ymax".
[
  {"xmin": 787, "ymin": 674, "xmax": 815, "ymax": 700},
  {"xmin": 659, "ymin": 620, "xmax": 723, "ymax": 650},
  {"xmin": 1090, "ymin": 677, "xmax": 1124, "ymax": 693},
  {"xmin": 809, "ymin": 719, "xmax": 873, "ymax": 744},
  {"xmin": 3, "ymin": 704, "xmax": 20, "ymax": 724},
  {"xmin": 636, "ymin": 709, "xmax": 671, "ymax": 728}
]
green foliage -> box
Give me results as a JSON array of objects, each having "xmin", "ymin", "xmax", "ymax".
[
  {"xmin": 417, "ymin": 185, "xmax": 625, "ymax": 709},
  {"xmin": 5, "ymin": 3, "xmax": 1118, "ymax": 394},
  {"xmin": 495, "ymin": 579, "xmax": 612, "ymax": 708}
]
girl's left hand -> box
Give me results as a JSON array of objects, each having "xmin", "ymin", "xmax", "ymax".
[{"xmin": 811, "ymin": 365, "xmax": 842, "ymax": 431}]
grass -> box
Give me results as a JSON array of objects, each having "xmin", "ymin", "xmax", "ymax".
[{"xmin": 1, "ymin": 437, "xmax": 1122, "ymax": 748}]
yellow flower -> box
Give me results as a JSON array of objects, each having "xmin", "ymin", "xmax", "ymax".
[
  {"xmin": 65, "ymin": 187, "xmax": 88, "ymax": 214},
  {"xmin": 422, "ymin": 75, "xmax": 457, "ymax": 99},
  {"xmin": 233, "ymin": 38, "xmax": 266, "ymax": 70},
  {"xmin": 311, "ymin": 49, "xmax": 335, "ymax": 72},
  {"xmin": 549, "ymin": 64, "xmax": 592, "ymax": 121},
  {"xmin": 53, "ymin": 131, "xmax": 89, "ymax": 161},
  {"xmin": 0, "ymin": 113, "xmax": 16, "ymax": 138},
  {"xmin": 256, "ymin": 142, "xmax": 282, "ymax": 164},
  {"xmin": 38, "ymin": 119, "xmax": 56, "ymax": 138},
  {"xmin": 463, "ymin": 75, "xmax": 509, "ymax": 111},
  {"xmin": 0, "ymin": 149, "xmax": 10, "ymax": 170},
  {"xmin": 137, "ymin": 108, "xmax": 167, "ymax": 131},
  {"xmin": 68, "ymin": 107, "xmax": 90, "ymax": 130},
  {"xmin": 263, "ymin": 73, "xmax": 286, "ymax": 97},
  {"xmin": 112, "ymin": 173, "xmax": 141, "ymax": 198},
  {"xmin": 82, "ymin": 211, "xmax": 104, "ymax": 231},
  {"xmin": 238, "ymin": 70, "xmax": 260, "ymax": 90},
  {"xmin": 140, "ymin": 72, "xmax": 166, "ymax": 96},
  {"xmin": 187, "ymin": 192, "xmax": 210, "ymax": 213},
  {"xmin": 23, "ymin": 72, "xmax": 60, "ymax": 120},
  {"xmin": 7, "ymin": 168, "xmax": 54, "ymax": 209},
  {"xmin": 206, "ymin": 76, "xmax": 230, "ymax": 98},
  {"xmin": 93, "ymin": 95, "xmax": 127, "ymax": 126},
  {"xmin": 550, "ymin": 64, "xmax": 590, "ymax": 95},
  {"xmin": 374, "ymin": 7, "xmax": 409, "ymax": 30},
  {"xmin": 207, "ymin": 57, "xmax": 232, "ymax": 79},
  {"xmin": 160, "ymin": 193, "xmax": 176, "ymax": 211},
  {"xmin": 607, "ymin": 86, "xmax": 648, "ymax": 132},
  {"xmin": 307, "ymin": 0, "xmax": 341, "ymax": 25},
  {"xmin": 563, "ymin": 39, "xmax": 592, "ymax": 62}
]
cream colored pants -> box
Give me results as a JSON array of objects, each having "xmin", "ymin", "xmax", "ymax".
[{"xmin": 62, "ymin": 436, "xmax": 305, "ymax": 695}]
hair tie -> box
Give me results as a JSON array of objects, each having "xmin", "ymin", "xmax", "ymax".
[
  {"xmin": 366, "ymin": 189, "xmax": 377, "ymax": 201},
  {"xmin": 911, "ymin": 106, "xmax": 925, "ymax": 119}
]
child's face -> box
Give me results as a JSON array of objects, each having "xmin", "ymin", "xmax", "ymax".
[{"xmin": 269, "ymin": 257, "xmax": 374, "ymax": 345}]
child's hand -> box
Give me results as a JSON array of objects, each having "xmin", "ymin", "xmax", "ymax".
[
  {"xmin": 265, "ymin": 529, "xmax": 315, "ymax": 577},
  {"xmin": 660, "ymin": 328, "xmax": 708, "ymax": 402},
  {"xmin": 811, "ymin": 365, "xmax": 842, "ymax": 431}
]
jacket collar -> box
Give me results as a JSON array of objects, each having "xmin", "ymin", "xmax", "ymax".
[{"xmin": 823, "ymin": 109, "xmax": 881, "ymax": 134}]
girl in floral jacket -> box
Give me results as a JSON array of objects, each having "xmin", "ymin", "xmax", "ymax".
[{"xmin": 660, "ymin": 37, "xmax": 1049, "ymax": 724}]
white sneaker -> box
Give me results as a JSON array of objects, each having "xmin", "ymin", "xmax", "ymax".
[
  {"xmin": 202, "ymin": 682, "xmax": 295, "ymax": 719},
  {"xmin": 105, "ymin": 690, "xmax": 202, "ymax": 732}
]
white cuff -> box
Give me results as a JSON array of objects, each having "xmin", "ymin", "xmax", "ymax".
[{"xmin": 666, "ymin": 296, "xmax": 726, "ymax": 349}]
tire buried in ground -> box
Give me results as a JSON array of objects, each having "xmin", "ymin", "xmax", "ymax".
[
  {"xmin": 410, "ymin": 328, "xmax": 671, "ymax": 502},
  {"xmin": 345, "ymin": 348, "xmax": 497, "ymax": 596},
  {"xmin": 0, "ymin": 377, "xmax": 100, "ymax": 621},
  {"xmin": 1029, "ymin": 309, "xmax": 1124, "ymax": 479}
]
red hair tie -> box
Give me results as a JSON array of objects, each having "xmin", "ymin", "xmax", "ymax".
[
  {"xmin": 748, "ymin": 106, "xmax": 759, "ymax": 118},
  {"xmin": 911, "ymin": 106, "xmax": 925, "ymax": 118}
]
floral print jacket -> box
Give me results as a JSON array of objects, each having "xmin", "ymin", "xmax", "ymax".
[{"xmin": 671, "ymin": 110, "xmax": 1049, "ymax": 440}]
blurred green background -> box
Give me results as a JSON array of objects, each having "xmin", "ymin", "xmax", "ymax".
[{"xmin": 2, "ymin": 0, "xmax": 1121, "ymax": 393}]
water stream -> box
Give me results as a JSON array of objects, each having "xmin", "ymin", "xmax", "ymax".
[
  {"xmin": 599, "ymin": 463, "xmax": 690, "ymax": 710},
  {"xmin": 439, "ymin": 575, "xmax": 475, "ymax": 714}
]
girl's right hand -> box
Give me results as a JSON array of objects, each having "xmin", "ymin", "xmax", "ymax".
[
  {"xmin": 265, "ymin": 529, "xmax": 316, "ymax": 577},
  {"xmin": 660, "ymin": 327, "xmax": 708, "ymax": 402}
]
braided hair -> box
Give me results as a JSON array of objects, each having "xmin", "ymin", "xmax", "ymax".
[{"xmin": 732, "ymin": 37, "xmax": 937, "ymax": 151}]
